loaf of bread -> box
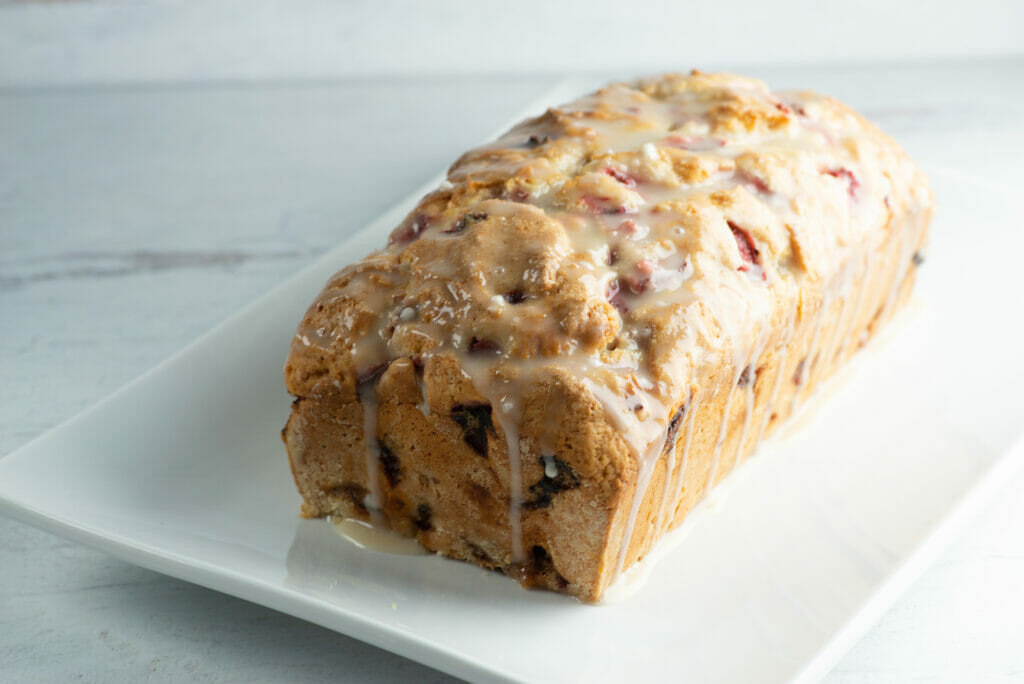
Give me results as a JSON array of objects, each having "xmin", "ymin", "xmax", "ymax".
[{"xmin": 283, "ymin": 71, "xmax": 932, "ymax": 601}]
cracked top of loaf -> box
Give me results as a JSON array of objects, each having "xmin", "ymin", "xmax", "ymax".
[{"xmin": 284, "ymin": 70, "xmax": 931, "ymax": 469}]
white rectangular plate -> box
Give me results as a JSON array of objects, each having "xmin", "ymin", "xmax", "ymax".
[{"xmin": 2, "ymin": 81, "xmax": 1022, "ymax": 683}]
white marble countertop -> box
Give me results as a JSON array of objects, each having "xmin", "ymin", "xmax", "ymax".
[{"xmin": 3, "ymin": 60, "xmax": 1024, "ymax": 682}]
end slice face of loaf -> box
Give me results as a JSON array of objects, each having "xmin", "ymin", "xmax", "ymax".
[{"xmin": 283, "ymin": 71, "xmax": 933, "ymax": 602}]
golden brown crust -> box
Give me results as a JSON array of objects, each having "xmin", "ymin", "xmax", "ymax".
[{"xmin": 282, "ymin": 71, "xmax": 932, "ymax": 601}]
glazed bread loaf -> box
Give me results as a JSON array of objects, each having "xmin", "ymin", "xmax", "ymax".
[{"xmin": 283, "ymin": 72, "xmax": 932, "ymax": 601}]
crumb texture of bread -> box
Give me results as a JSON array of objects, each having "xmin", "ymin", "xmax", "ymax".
[{"xmin": 282, "ymin": 71, "xmax": 933, "ymax": 602}]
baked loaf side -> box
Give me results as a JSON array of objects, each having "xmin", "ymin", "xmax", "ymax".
[{"xmin": 283, "ymin": 72, "xmax": 932, "ymax": 601}]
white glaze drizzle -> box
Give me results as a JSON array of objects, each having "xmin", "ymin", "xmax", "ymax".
[
  {"xmin": 790, "ymin": 288, "xmax": 833, "ymax": 416},
  {"xmin": 417, "ymin": 375, "xmax": 431, "ymax": 417},
  {"xmin": 653, "ymin": 398, "xmax": 686, "ymax": 537},
  {"xmin": 880, "ymin": 212, "xmax": 925, "ymax": 323},
  {"xmin": 705, "ymin": 370, "xmax": 741, "ymax": 492},
  {"xmin": 705, "ymin": 327, "xmax": 765, "ymax": 492},
  {"xmin": 542, "ymin": 454, "xmax": 559, "ymax": 479},
  {"xmin": 456, "ymin": 361, "xmax": 529, "ymax": 564},
  {"xmin": 663, "ymin": 390, "xmax": 703, "ymax": 533},
  {"xmin": 879, "ymin": 225, "xmax": 909, "ymax": 324},
  {"xmin": 492, "ymin": 402, "xmax": 526, "ymax": 563},
  {"xmin": 357, "ymin": 380, "xmax": 386, "ymax": 525},
  {"xmin": 754, "ymin": 309, "xmax": 797, "ymax": 448},
  {"xmin": 582, "ymin": 376, "xmax": 669, "ymax": 576},
  {"xmin": 733, "ymin": 330, "xmax": 769, "ymax": 468},
  {"xmin": 330, "ymin": 516, "xmax": 429, "ymax": 555},
  {"xmin": 583, "ymin": 378, "xmax": 667, "ymax": 464},
  {"xmin": 819, "ymin": 271, "xmax": 854, "ymax": 377},
  {"xmin": 614, "ymin": 431, "xmax": 666, "ymax": 576},
  {"xmin": 836, "ymin": 249, "xmax": 875, "ymax": 360},
  {"xmin": 816, "ymin": 251, "xmax": 865, "ymax": 380}
]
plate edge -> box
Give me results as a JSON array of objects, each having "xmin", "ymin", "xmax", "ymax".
[{"xmin": 792, "ymin": 433, "xmax": 1024, "ymax": 683}]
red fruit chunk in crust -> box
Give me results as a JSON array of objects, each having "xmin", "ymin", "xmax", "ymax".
[
  {"xmin": 665, "ymin": 135, "xmax": 725, "ymax": 151},
  {"xmin": 623, "ymin": 274, "xmax": 652, "ymax": 295},
  {"xmin": 581, "ymin": 194, "xmax": 629, "ymax": 215},
  {"xmin": 450, "ymin": 404, "xmax": 494, "ymax": 458},
  {"xmin": 728, "ymin": 221, "xmax": 767, "ymax": 282},
  {"xmin": 736, "ymin": 170, "xmax": 770, "ymax": 194},
  {"xmin": 606, "ymin": 279, "xmax": 629, "ymax": 314},
  {"xmin": 390, "ymin": 213, "xmax": 432, "ymax": 245},
  {"xmin": 634, "ymin": 258, "xmax": 657, "ymax": 276},
  {"xmin": 603, "ymin": 167, "xmax": 637, "ymax": 188},
  {"xmin": 444, "ymin": 211, "xmax": 488, "ymax": 235},
  {"xmin": 624, "ymin": 276, "xmax": 651, "ymax": 294},
  {"xmin": 504, "ymin": 289, "xmax": 527, "ymax": 304},
  {"xmin": 663, "ymin": 402, "xmax": 687, "ymax": 452},
  {"xmin": 823, "ymin": 167, "xmax": 861, "ymax": 199},
  {"xmin": 616, "ymin": 219, "xmax": 639, "ymax": 235},
  {"xmin": 728, "ymin": 221, "xmax": 760, "ymax": 265},
  {"xmin": 468, "ymin": 337, "xmax": 500, "ymax": 354}
]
